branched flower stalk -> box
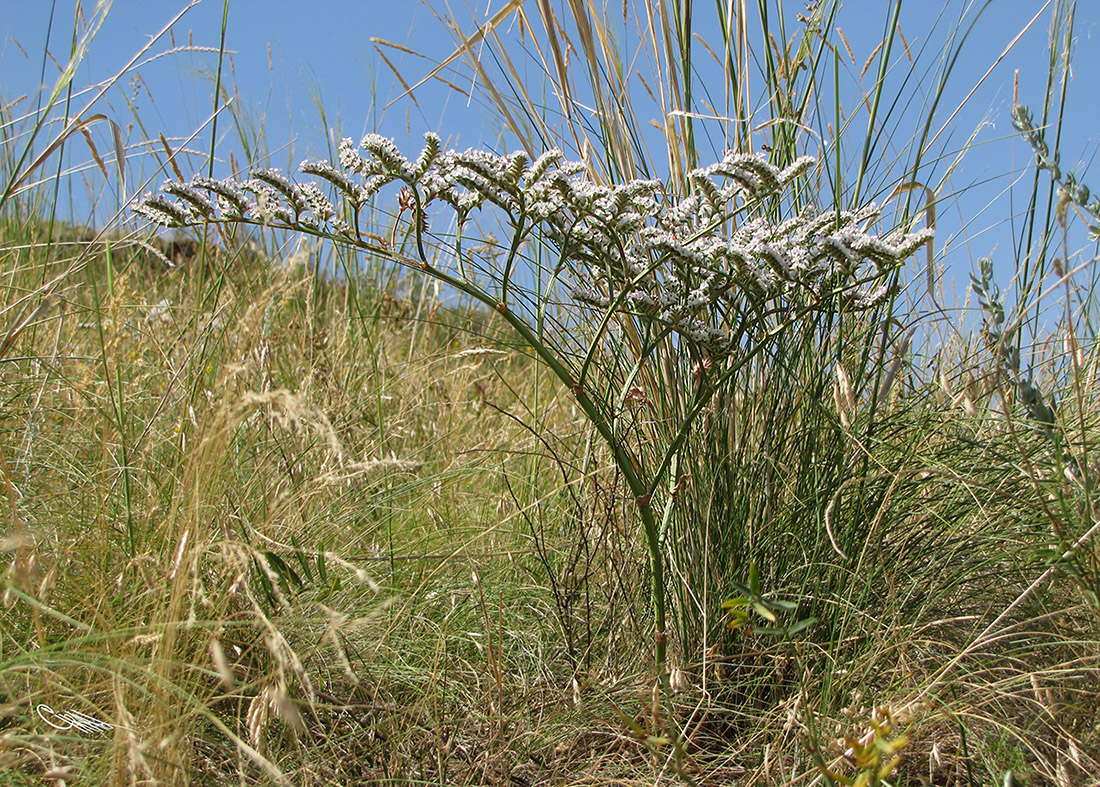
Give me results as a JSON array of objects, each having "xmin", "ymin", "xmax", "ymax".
[
  {"xmin": 1012, "ymin": 103, "xmax": 1100, "ymax": 238},
  {"xmin": 982, "ymin": 103, "xmax": 1100, "ymax": 449},
  {"xmin": 970, "ymin": 256, "xmax": 1059, "ymax": 441},
  {"xmin": 134, "ymin": 133, "xmax": 933, "ymax": 677}
]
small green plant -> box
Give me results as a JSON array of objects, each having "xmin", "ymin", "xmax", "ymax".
[
  {"xmin": 721, "ymin": 561, "xmax": 815, "ymax": 638},
  {"xmin": 810, "ymin": 706, "xmax": 909, "ymax": 787},
  {"xmin": 135, "ymin": 133, "xmax": 932, "ymax": 678}
]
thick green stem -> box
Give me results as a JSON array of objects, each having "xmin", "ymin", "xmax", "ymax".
[
  {"xmin": 493, "ymin": 296, "xmax": 669, "ymax": 673},
  {"xmin": 352, "ymin": 219, "xmax": 673, "ymax": 675}
]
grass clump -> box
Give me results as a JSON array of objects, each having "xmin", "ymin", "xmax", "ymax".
[{"xmin": 0, "ymin": 223, "xmax": 634, "ymax": 784}]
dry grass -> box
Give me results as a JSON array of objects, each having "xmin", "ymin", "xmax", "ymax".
[
  {"xmin": 1, "ymin": 220, "xmax": 1096, "ymax": 786},
  {"xmin": 2, "ymin": 1, "xmax": 1100, "ymax": 785}
]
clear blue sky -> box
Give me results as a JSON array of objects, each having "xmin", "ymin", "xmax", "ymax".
[{"xmin": 1, "ymin": 1, "xmax": 1097, "ymax": 310}]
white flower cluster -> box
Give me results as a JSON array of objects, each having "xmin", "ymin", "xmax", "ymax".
[{"xmin": 134, "ymin": 133, "xmax": 933, "ymax": 358}]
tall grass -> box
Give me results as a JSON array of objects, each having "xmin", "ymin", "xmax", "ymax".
[
  {"xmin": 1, "ymin": 7, "xmax": 602, "ymax": 783},
  {"xmin": 0, "ymin": 1, "xmax": 1097, "ymax": 785},
  {"xmin": 403, "ymin": 0, "xmax": 1100, "ymax": 781}
]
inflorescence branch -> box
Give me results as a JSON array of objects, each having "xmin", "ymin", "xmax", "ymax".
[
  {"xmin": 134, "ymin": 133, "xmax": 933, "ymax": 359},
  {"xmin": 1012, "ymin": 104, "xmax": 1100, "ymax": 238}
]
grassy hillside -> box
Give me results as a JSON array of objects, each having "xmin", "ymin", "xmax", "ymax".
[{"xmin": 2, "ymin": 2, "xmax": 1099, "ymax": 785}]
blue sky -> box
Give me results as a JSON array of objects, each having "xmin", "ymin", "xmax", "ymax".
[{"xmin": 1, "ymin": 1, "xmax": 1097, "ymax": 313}]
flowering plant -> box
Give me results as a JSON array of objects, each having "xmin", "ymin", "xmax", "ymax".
[{"xmin": 135, "ymin": 134, "xmax": 932, "ymax": 675}]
